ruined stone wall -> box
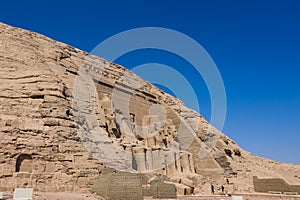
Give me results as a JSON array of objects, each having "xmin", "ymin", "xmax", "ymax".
[
  {"xmin": 92, "ymin": 172, "xmax": 143, "ymax": 200},
  {"xmin": 150, "ymin": 180, "xmax": 177, "ymax": 199},
  {"xmin": 141, "ymin": 179, "xmax": 178, "ymax": 198},
  {"xmin": 253, "ymin": 176, "xmax": 300, "ymax": 193}
]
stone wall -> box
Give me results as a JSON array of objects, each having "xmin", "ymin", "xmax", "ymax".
[
  {"xmin": 151, "ymin": 181, "xmax": 177, "ymax": 199},
  {"xmin": 92, "ymin": 172, "xmax": 143, "ymax": 200},
  {"xmin": 143, "ymin": 179, "xmax": 177, "ymax": 199},
  {"xmin": 253, "ymin": 176, "xmax": 300, "ymax": 193}
]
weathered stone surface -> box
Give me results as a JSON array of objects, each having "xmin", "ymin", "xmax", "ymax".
[
  {"xmin": 150, "ymin": 179, "xmax": 177, "ymax": 198},
  {"xmin": 92, "ymin": 172, "xmax": 143, "ymax": 200},
  {"xmin": 253, "ymin": 176, "xmax": 300, "ymax": 193},
  {"xmin": 0, "ymin": 22, "xmax": 299, "ymax": 198}
]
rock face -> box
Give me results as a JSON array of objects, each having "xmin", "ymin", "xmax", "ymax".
[{"xmin": 0, "ymin": 22, "xmax": 299, "ymax": 196}]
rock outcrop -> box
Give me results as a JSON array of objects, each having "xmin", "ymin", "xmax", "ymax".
[{"xmin": 0, "ymin": 22, "xmax": 299, "ymax": 196}]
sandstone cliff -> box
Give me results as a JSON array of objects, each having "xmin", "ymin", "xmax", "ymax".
[{"xmin": 0, "ymin": 22, "xmax": 299, "ymax": 196}]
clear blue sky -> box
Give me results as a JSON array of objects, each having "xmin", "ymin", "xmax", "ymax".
[{"xmin": 1, "ymin": 0, "xmax": 299, "ymax": 164}]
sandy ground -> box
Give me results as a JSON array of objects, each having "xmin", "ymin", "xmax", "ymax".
[
  {"xmin": 145, "ymin": 194, "xmax": 300, "ymax": 200},
  {"xmin": 1, "ymin": 192, "xmax": 101, "ymax": 200},
  {"xmin": 1, "ymin": 192, "xmax": 300, "ymax": 200}
]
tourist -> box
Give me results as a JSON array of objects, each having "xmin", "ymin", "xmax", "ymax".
[{"xmin": 211, "ymin": 184, "xmax": 215, "ymax": 194}]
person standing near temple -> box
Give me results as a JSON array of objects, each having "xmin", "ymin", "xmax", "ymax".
[
  {"xmin": 221, "ymin": 185, "xmax": 225, "ymax": 193},
  {"xmin": 211, "ymin": 184, "xmax": 215, "ymax": 194}
]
